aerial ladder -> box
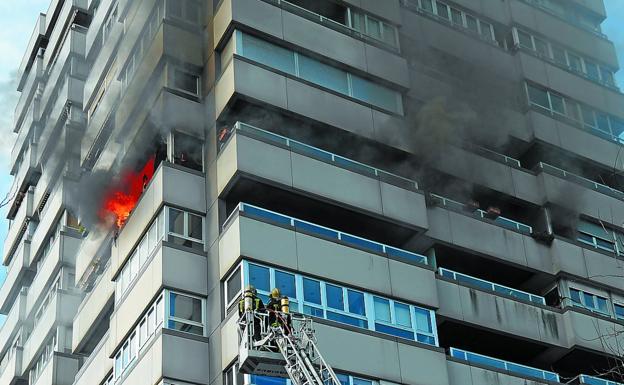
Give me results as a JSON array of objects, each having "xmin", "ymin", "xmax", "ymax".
[{"xmin": 237, "ymin": 299, "xmax": 341, "ymax": 385}]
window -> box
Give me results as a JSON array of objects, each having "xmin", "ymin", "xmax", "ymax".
[
  {"xmin": 577, "ymin": 219, "xmax": 620, "ymax": 254},
  {"xmin": 584, "ymin": 60, "xmax": 600, "ymax": 81},
  {"xmin": 225, "ymin": 266, "xmax": 242, "ymax": 310},
  {"xmin": 436, "ymin": 2, "xmax": 450, "ymax": 20},
  {"xmin": 240, "ymin": 261, "xmax": 437, "ymax": 346},
  {"xmin": 115, "ymin": 290, "xmax": 205, "ymax": 381},
  {"xmin": 173, "ymin": 69, "xmax": 200, "ymax": 95},
  {"xmin": 615, "ymin": 304, "xmax": 624, "ymax": 320},
  {"xmin": 551, "ymin": 45, "xmax": 567, "ymax": 66},
  {"xmin": 527, "ymin": 84, "xmax": 550, "ymax": 110},
  {"xmin": 166, "ymin": 207, "xmax": 204, "ymax": 250},
  {"xmin": 464, "ymin": 14, "xmax": 478, "ymax": 33},
  {"xmin": 166, "ymin": 0, "xmax": 200, "ymax": 24},
  {"xmin": 172, "ymin": 131, "xmax": 204, "ymax": 172},
  {"xmin": 569, "ymin": 288, "xmax": 610, "ymax": 315},
  {"xmin": 348, "ymin": 10, "xmax": 398, "ymax": 47},
  {"xmin": 237, "ymin": 31, "xmax": 403, "ymax": 114}
]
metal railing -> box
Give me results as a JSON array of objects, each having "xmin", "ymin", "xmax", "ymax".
[
  {"xmin": 450, "ymin": 347, "xmax": 560, "ymax": 382},
  {"xmin": 429, "ymin": 193, "xmax": 533, "ymax": 234},
  {"xmin": 439, "ymin": 268, "xmax": 546, "ymax": 305},
  {"xmin": 577, "ymin": 374, "xmax": 624, "ymax": 385},
  {"xmin": 227, "ymin": 122, "xmax": 419, "ymax": 191},
  {"xmin": 538, "ymin": 162, "xmax": 624, "ymax": 201},
  {"xmin": 224, "ymin": 202, "xmax": 428, "ymax": 266}
]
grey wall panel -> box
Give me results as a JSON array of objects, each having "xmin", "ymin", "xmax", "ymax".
[
  {"xmin": 389, "ymin": 259, "xmax": 438, "ymax": 308},
  {"xmin": 397, "ymin": 343, "xmax": 450, "ymax": 385},
  {"xmin": 550, "ymin": 238, "xmax": 589, "ymax": 278},
  {"xmin": 238, "ymin": 135, "xmax": 294, "ymax": 188},
  {"xmin": 447, "ymin": 360, "xmax": 474, "ymax": 385},
  {"xmin": 234, "ymin": 59, "xmax": 289, "ymax": 110},
  {"xmin": 564, "ymin": 310, "xmax": 624, "ymax": 355},
  {"xmin": 379, "ymin": 183, "xmax": 428, "ymax": 229},
  {"xmin": 364, "ymin": 44, "xmax": 409, "ymax": 87},
  {"xmin": 468, "ymin": 363, "xmax": 549, "ymax": 385},
  {"xmin": 290, "ymin": 153, "xmax": 383, "ymax": 214},
  {"xmin": 162, "ymin": 247, "xmax": 208, "ymax": 296},
  {"xmin": 238, "ymin": 216, "xmax": 299, "ymax": 272},
  {"xmin": 285, "ymin": 78, "xmax": 376, "ymax": 139},
  {"xmin": 162, "ymin": 333, "xmax": 210, "ymax": 384}
]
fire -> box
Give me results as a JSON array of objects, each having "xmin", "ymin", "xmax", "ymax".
[{"xmin": 100, "ymin": 156, "xmax": 156, "ymax": 228}]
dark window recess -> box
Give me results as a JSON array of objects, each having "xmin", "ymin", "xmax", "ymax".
[
  {"xmin": 287, "ymin": 0, "xmax": 347, "ymax": 24},
  {"xmin": 544, "ymin": 286, "xmax": 562, "ymax": 307},
  {"xmin": 174, "ymin": 70, "xmax": 199, "ymax": 95},
  {"xmin": 173, "ymin": 131, "xmax": 203, "ymax": 172}
]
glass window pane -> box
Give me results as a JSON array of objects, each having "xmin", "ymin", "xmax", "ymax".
[
  {"xmin": 382, "ymin": 23, "xmax": 396, "ymax": 46},
  {"xmin": 347, "ymin": 290, "xmax": 365, "ymax": 316},
  {"xmin": 174, "ymin": 70, "xmax": 199, "ymax": 94},
  {"xmin": 596, "ymin": 112, "xmax": 611, "ymax": 134},
  {"xmin": 610, "ymin": 117, "xmax": 624, "ymax": 138},
  {"xmin": 451, "ymin": 8, "xmax": 462, "ymax": 25},
  {"xmin": 421, "ymin": 0, "xmax": 434, "ymax": 13},
  {"xmin": 550, "ymin": 93, "xmax": 565, "ymax": 115},
  {"xmin": 298, "ymin": 55, "xmax": 349, "ymax": 94},
  {"xmin": 436, "ymin": 2, "xmax": 450, "ymax": 19},
  {"xmin": 188, "ymin": 213, "xmax": 203, "ymax": 240},
  {"xmin": 414, "ymin": 308, "xmax": 432, "ymax": 333},
  {"xmin": 156, "ymin": 297, "xmax": 164, "ymax": 325},
  {"xmin": 242, "ymin": 34, "xmax": 296, "ymax": 75},
  {"xmin": 336, "ymin": 374, "xmax": 349, "ymax": 385},
  {"xmin": 596, "ymin": 297, "xmax": 608, "ymax": 313},
  {"xmin": 565, "ymin": 99, "xmax": 581, "ymax": 121},
  {"xmin": 479, "ymin": 21, "xmax": 493, "ymax": 40},
  {"xmin": 249, "ymin": 264, "xmax": 270, "ymax": 292},
  {"xmin": 303, "ymin": 278, "xmax": 322, "ymax": 305},
  {"xmin": 585, "ymin": 61, "xmax": 600, "ymax": 81},
  {"xmin": 168, "ymin": 321, "xmax": 203, "ymax": 335},
  {"xmin": 326, "ymin": 284, "xmax": 344, "ymax": 310},
  {"xmin": 615, "ymin": 304, "xmax": 624, "ymax": 319},
  {"xmin": 570, "ymin": 289, "xmax": 582, "ymax": 305},
  {"xmin": 275, "ymin": 270, "xmax": 296, "ymax": 298},
  {"xmin": 148, "ymin": 222, "xmax": 157, "ymax": 251},
  {"xmin": 169, "ymin": 208, "xmax": 184, "ymax": 235},
  {"xmin": 600, "ymin": 67, "xmax": 615, "ymax": 86},
  {"xmin": 527, "ymin": 84, "xmax": 550, "ymax": 109},
  {"xmin": 170, "ymin": 292, "xmax": 202, "ymax": 323},
  {"xmin": 465, "ymin": 15, "xmax": 478, "ymax": 33},
  {"xmin": 552, "ymin": 45, "xmax": 567, "ymax": 66},
  {"xmin": 139, "ymin": 238, "xmax": 148, "ymax": 264},
  {"xmin": 581, "ymin": 105, "xmax": 596, "ymax": 127},
  {"xmin": 568, "ymin": 53, "xmax": 582, "ymax": 72},
  {"xmin": 353, "ymin": 378, "xmax": 372, "ymax": 385},
  {"xmin": 351, "ymin": 11, "xmax": 363, "ymax": 32},
  {"xmin": 226, "ymin": 267, "xmax": 241, "ymax": 304},
  {"xmin": 173, "ymin": 131, "xmax": 203, "ymax": 171},
  {"xmin": 582, "ymin": 292, "xmax": 595, "ymax": 308},
  {"xmin": 366, "ymin": 16, "xmax": 382, "ymax": 39},
  {"xmin": 351, "ymin": 75, "xmax": 400, "ymax": 113},
  {"xmin": 373, "ymin": 297, "xmax": 391, "ymax": 322},
  {"xmin": 534, "ymin": 38, "xmax": 548, "ymax": 57},
  {"xmin": 395, "ymin": 302, "xmax": 412, "ymax": 328}
]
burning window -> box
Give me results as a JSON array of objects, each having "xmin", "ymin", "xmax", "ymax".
[
  {"xmin": 101, "ymin": 156, "xmax": 156, "ymax": 229},
  {"xmin": 172, "ymin": 131, "xmax": 203, "ymax": 172}
]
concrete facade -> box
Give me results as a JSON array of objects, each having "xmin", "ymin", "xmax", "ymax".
[{"xmin": 1, "ymin": 0, "xmax": 624, "ymax": 385}]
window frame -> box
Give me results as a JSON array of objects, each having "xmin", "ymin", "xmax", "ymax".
[{"xmin": 569, "ymin": 287, "xmax": 611, "ymax": 316}]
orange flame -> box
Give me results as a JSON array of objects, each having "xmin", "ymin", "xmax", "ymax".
[{"xmin": 100, "ymin": 156, "xmax": 156, "ymax": 228}]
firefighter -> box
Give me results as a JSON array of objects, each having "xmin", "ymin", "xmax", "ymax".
[
  {"xmin": 238, "ymin": 285, "xmax": 264, "ymax": 340},
  {"xmin": 267, "ymin": 288, "xmax": 292, "ymax": 333}
]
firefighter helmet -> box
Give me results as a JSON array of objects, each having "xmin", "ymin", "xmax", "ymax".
[{"xmin": 270, "ymin": 288, "xmax": 281, "ymax": 298}]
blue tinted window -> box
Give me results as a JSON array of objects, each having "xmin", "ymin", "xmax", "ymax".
[
  {"xmin": 337, "ymin": 374, "xmax": 349, "ymax": 385},
  {"xmin": 375, "ymin": 323, "xmax": 414, "ymax": 339},
  {"xmin": 395, "ymin": 302, "xmax": 411, "ymax": 328},
  {"xmin": 303, "ymin": 278, "xmax": 321, "ymax": 305},
  {"xmin": 373, "ymin": 297, "xmax": 391, "ymax": 322},
  {"xmin": 294, "ymin": 220, "xmax": 338, "ymax": 239},
  {"xmin": 341, "ymin": 234, "xmax": 384, "ymax": 253},
  {"xmin": 414, "ymin": 308, "xmax": 432, "ymax": 333},
  {"xmin": 352, "ymin": 378, "xmax": 372, "ymax": 385},
  {"xmin": 303, "ymin": 305, "xmax": 324, "ymax": 317},
  {"xmin": 250, "ymin": 375, "xmax": 287, "ymax": 385},
  {"xmin": 249, "ymin": 264, "xmax": 270, "ymax": 292},
  {"xmin": 466, "ymin": 352, "xmax": 505, "ymax": 370},
  {"xmin": 570, "ymin": 289, "xmax": 582, "ymax": 305},
  {"xmin": 595, "ymin": 112, "xmax": 611, "ymax": 134},
  {"xmin": 275, "ymin": 270, "xmax": 296, "ymax": 298},
  {"xmin": 595, "ymin": 296, "xmax": 608, "ymax": 313},
  {"xmin": 386, "ymin": 247, "xmax": 427, "ymax": 265},
  {"xmin": 327, "ymin": 311, "xmax": 368, "ymax": 328},
  {"xmin": 351, "ymin": 75, "xmax": 400, "ymax": 114},
  {"xmin": 298, "ymin": 55, "xmax": 348, "ymax": 94},
  {"xmin": 326, "ymin": 284, "xmax": 344, "ymax": 310},
  {"xmin": 583, "ymin": 292, "xmax": 595, "ymax": 308},
  {"xmin": 241, "ymin": 34, "xmax": 295, "ymax": 75},
  {"xmin": 615, "ymin": 304, "xmax": 624, "ymax": 319},
  {"xmin": 347, "ymin": 290, "xmax": 365, "ymax": 316}
]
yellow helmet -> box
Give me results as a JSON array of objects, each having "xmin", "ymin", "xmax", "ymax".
[
  {"xmin": 245, "ymin": 285, "xmax": 257, "ymax": 295},
  {"xmin": 270, "ymin": 288, "xmax": 281, "ymax": 298}
]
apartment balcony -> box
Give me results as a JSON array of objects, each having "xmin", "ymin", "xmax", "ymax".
[
  {"xmin": 14, "ymin": 55, "xmax": 43, "ymax": 134},
  {"xmin": 447, "ymin": 348, "xmax": 558, "ymax": 385},
  {"xmin": 72, "ymin": 332, "xmax": 111, "ymax": 385},
  {"xmin": 216, "ymin": 57, "xmax": 406, "ymax": 153},
  {"xmin": 4, "ymin": 188, "xmax": 35, "ymax": 265},
  {"xmin": 21, "ymin": 291, "xmax": 81, "ymax": 374},
  {"xmin": 72, "ymin": 263, "xmax": 113, "ymax": 353},
  {"xmin": 436, "ymin": 271, "xmax": 566, "ymax": 348},
  {"xmin": 214, "ymin": 0, "xmax": 408, "ymax": 86},
  {"xmin": 17, "ymin": 13, "xmax": 45, "ymax": 91},
  {"xmin": 108, "ymin": 243, "xmax": 207, "ymax": 354},
  {"xmin": 0, "ymin": 239, "xmax": 32, "ymax": 313},
  {"xmin": 11, "ymin": 100, "xmax": 41, "ymax": 173},
  {"xmin": 26, "ymin": 234, "xmax": 80, "ymax": 318},
  {"xmin": 426, "ymin": 194, "xmax": 552, "ymax": 273},
  {"xmin": 0, "ymin": 347, "xmax": 24, "ymax": 385},
  {"xmin": 221, "ymin": 312, "xmax": 449, "ymax": 385},
  {"xmin": 116, "ymin": 329, "xmax": 208, "ymax": 385},
  {"xmin": 43, "ymin": 0, "xmax": 88, "ymax": 71},
  {"xmin": 563, "ymin": 307, "xmax": 624, "ymax": 358},
  {"xmin": 536, "ymin": 162, "xmax": 624, "ymax": 224},
  {"xmin": 219, "ymin": 203, "xmax": 437, "ymax": 308},
  {"xmin": 0, "ymin": 291, "xmax": 27, "ymax": 356},
  {"xmin": 109, "ymin": 163, "xmax": 205, "ymax": 279},
  {"xmin": 30, "ymin": 354, "xmax": 79, "ymax": 385},
  {"xmin": 509, "ymin": 0, "xmax": 617, "ymax": 67},
  {"xmin": 86, "ymin": 0, "xmax": 121, "ymax": 56},
  {"xmin": 7, "ymin": 144, "xmax": 38, "ymax": 217},
  {"xmin": 526, "ymin": 110, "xmax": 624, "ymax": 174},
  {"xmin": 218, "ymin": 122, "xmax": 427, "ymax": 231}
]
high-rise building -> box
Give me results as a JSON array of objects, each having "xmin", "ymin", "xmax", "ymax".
[{"xmin": 1, "ymin": 0, "xmax": 624, "ymax": 385}]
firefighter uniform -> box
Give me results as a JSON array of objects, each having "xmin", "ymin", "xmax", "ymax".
[{"xmin": 238, "ymin": 286, "xmax": 264, "ymax": 340}]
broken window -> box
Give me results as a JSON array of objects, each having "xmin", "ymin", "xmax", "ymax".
[{"xmin": 172, "ymin": 131, "xmax": 203, "ymax": 172}]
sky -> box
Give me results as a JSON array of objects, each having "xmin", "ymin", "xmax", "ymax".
[{"xmin": 0, "ymin": 0, "xmax": 621, "ymax": 305}]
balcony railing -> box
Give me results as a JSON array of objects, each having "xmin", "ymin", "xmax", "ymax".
[
  {"xmin": 538, "ymin": 162, "xmax": 624, "ymax": 201},
  {"xmin": 439, "ymin": 268, "xmax": 546, "ymax": 305},
  {"xmin": 429, "ymin": 193, "xmax": 533, "ymax": 235},
  {"xmin": 225, "ymin": 202, "xmax": 428, "ymax": 265},
  {"xmin": 578, "ymin": 374, "xmax": 624, "ymax": 385},
  {"xmin": 450, "ymin": 347, "xmax": 560, "ymax": 382},
  {"xmin": 228, "ymin": 122, "xmax": 419, "ymax": 192},
  {"xmin": 257, "ymin": 0, "xmax": 400, "ymax": 52}
]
